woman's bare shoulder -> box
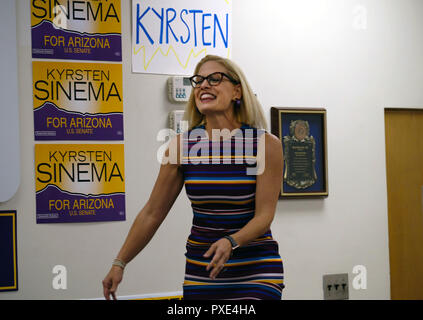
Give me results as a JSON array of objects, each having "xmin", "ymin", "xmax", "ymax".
[{"xmin": 258, "ymin": 131, "xmax": 282, "ymax": 155}]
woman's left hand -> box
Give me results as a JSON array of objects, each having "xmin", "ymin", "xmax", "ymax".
[{"xmin": 203, "ymin": 238, "xmax": 232, "ymax": 279}]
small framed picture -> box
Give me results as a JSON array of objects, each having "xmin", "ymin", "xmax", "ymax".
[
  {"xmin": 0, "ymin": 210, "xmax": 18, "ymax": 292},
  {"xmin": 271, "ymin": 107, "xmax": 328, "ymax": 198}
]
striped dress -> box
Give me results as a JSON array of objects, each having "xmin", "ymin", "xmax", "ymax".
[{"xmin": 181, "ymin": 123, "xmax": 284, "ymax": 300}]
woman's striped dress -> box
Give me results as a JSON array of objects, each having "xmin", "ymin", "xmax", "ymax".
[{"xmin": 181, "ymin": 123, "xmax": 284, "ymax": 300}]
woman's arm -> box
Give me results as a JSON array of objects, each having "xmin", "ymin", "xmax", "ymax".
[
  {"xmin": 230, "ymin": 132, "xmax": 283, "ymax": 245},
  {"xmin": 204, "ymin": 132, "xmax": 283, "ymax": 279},
  {"xmin": 102, "ymin": 135, "xmax": 184, "ymax": 299},
  {"xmin": 114, "ymin": 163, "xmax": 184, "ymax": 264}
]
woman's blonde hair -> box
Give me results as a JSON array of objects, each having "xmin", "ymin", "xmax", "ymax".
[{"xmin": 183, "ymin": 55, "xmax": 268, "ymax": 131}]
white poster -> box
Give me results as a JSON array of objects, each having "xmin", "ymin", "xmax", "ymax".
[{"xmin": 132, "ymin": 0, "xmax": 232, "ymax": 75}]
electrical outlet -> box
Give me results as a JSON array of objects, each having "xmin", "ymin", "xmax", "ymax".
[{"xmin": 323, "ymin": 273, "xmax": 349, "ymax": 300}]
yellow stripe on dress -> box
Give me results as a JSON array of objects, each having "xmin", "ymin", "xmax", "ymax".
[
  {"xmin": 186, "ymin": 236, "xmax": 274, "ymax": 246},
  {"xmin": 183, "ymin": 279, "xmax": 284, "ymax": 286},
  {"xmin": 182, "ymin": 155, "xmax": 256, "ymax": 160},
  {"xmin": 186, "ymin": 257, "xmax": 282, "ymax": 267}
]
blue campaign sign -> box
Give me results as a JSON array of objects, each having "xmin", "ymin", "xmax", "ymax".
[{"xmin": 0, "ymin": 211, "xmax": 18, "ymax": 292}]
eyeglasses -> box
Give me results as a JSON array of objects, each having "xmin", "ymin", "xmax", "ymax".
[{"xmin": 189, "ymin": 72, "xmax": 239, "ymax": 88}]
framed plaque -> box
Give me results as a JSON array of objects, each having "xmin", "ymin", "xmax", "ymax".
[{"xmin": 271, "ymin": 107, "xmax": 328, "ymax": 197}]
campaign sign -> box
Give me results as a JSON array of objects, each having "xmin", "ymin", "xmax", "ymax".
[
  {"xmin": 31, "ymin": 0, "xmax": 122, "ymax": 61},
  {"xmin": 132, "ymin": 0, "xmax": 232, "ymax": 75},
  {"xmin": 33, "ymin": 60, "xmax": 124, "ymax": 140},
  {"xmin": 35, "ymin": 144, "xmax": 126, "ymax": 223}
]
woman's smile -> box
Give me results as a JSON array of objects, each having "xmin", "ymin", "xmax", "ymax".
[{"xmin": 199, "ymin": 92, "xmax": 217, "ymax": 103}]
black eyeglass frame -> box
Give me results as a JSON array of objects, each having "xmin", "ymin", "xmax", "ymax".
[{"xmin": 189, "ymin": 72, "xmax": 240, "ymax": 88}]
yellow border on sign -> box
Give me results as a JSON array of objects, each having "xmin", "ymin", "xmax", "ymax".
[
  {"xmin": 135, "ymin": 295, "xmax": 183, "ymax": 300},
  {"xmin": 0, "ymin": 212, "xmax": 17, "ymax": 291}
]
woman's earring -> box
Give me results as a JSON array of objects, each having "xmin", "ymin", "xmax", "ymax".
[{"xmin": 235, "ymin": 99, "xmax": 241, "ymax": 107}]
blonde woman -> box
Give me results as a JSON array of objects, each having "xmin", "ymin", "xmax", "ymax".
[{"xmin": 102, "ymin": 55, "xmax": 284, "ymax": 300}]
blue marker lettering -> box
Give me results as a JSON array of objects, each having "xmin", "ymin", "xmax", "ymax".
[
  {"xmin": 214, "ymin": 13, "xmax": 228, "ymax": 48},
  {"xmin": 202, "ymin": 13, "xmax": 212, "ymax": 46},
  {"xmin": 166, "ymin": 8, "xmax": 179, "ymax": 43},
  {"xmin": 180, "ymin": 9, "xmax": 190, "ymax": 44},
  {"xmin": 152, "ymin": 7, "xmax": 164, "ymax": 44},
  {"xmin": 189, "ymin": 9, "xmax": 203, "ymax": 47},
  {"xmin": 136, "ymin": 5, "xmax": 154, "ymax": 45}
]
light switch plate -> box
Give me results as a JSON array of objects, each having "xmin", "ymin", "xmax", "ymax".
[{"xmin": 323, "ymin": 273, "xmax": 349, "ymax": 300}]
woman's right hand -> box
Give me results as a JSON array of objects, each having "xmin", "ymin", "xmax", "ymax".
[
  {"xmin": 102, "ymin": 266, "xmax": 124, "ymax": 300},
  {"xmin": 101, "ymin": 134, "xmax": 184, "ymax": 300}
]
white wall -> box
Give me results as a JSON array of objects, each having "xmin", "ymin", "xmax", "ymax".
[
  {"xmin": 0, "ymin": 0, "xmax": 20, "ymax": 202},
  {"xmin": 2, "ymin": 0, "xmax": 423, "ymax": 300}
]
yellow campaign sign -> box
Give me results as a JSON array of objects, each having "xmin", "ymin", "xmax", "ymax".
[
  {"xmin": 31, "ymin": 0, "xmax": 121, "ymax": 34},
  {"xmin": 32, "ymin": 60, "xmax": 124, "ymax": 140},
  {"xmin": 31, "ymin": 0, "xmax": 122, "ymax": 61},
  {"xmin": 35, "ymin": 144, "xmax": 125, "ymax": 223}
]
